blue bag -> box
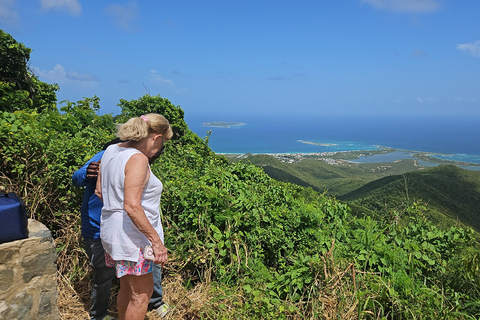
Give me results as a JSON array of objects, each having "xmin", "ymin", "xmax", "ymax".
[{"xmin": 0, "ymin": 192, "xmax": 29, "ymax": 244}]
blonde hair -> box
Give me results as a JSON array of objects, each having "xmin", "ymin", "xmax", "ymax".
[{"xmin": 117, "ymin": 113, "xmax": 173, "ymax": 141}]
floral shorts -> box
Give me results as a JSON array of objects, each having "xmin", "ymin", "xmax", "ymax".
[{"xmin": 105, "ymin": 247, "xmax": 154, "ymax": 278}]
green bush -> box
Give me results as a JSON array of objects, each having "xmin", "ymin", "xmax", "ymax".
[{"xmin": 0, "ymin": 98, "xmax": 115, "ymax": 231}]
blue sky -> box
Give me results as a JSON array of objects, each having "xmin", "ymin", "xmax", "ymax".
[{"xmin": 1, "ymin": 0, "xmax": 479, "ymax": 118}]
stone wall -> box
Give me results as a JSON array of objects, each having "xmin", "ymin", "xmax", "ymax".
[{"xmin": 0, "ymin": 219, "xmax": 60, "ymax": 320}]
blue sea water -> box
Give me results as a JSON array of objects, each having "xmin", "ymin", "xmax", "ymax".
[{"xmin": 185, "ymin": 113, "xmax": 480, "ymax": 168}]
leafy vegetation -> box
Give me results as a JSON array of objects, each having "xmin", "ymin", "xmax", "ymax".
[
  {"xmin": 1, "ymin": 30, "xmax": 480, "ymax": 319},
  {"xmin": 340, "ymin": 165, "xmax": 480, "ymax": 232},
  {"xmin": 0, "ymin": 30, "xmax": 59, "ymax": 113},
  {"xmin": 237, "ymin": 154, "xmax": 480, "ymax": 234}
]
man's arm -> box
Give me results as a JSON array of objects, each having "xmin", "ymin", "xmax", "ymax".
[{"xmin": 72, "ymin": 151, "xmax": 104, "ymax": 187}]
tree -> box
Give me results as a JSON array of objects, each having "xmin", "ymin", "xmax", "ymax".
[
  {"xmin": 116, "ymin": 94, "xmax": 190, "ymax": 141},
  {"xmin": 0, "ymin": 30, "xmax": 58, "ymax": 112}
]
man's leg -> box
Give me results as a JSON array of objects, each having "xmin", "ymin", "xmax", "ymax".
[
  {"xmin": 148, "ymin": 263, "xmax": 164, "ymax": 309},
  {"xmin": 84, "ymin": 238, "xmax": 116, "ymax": 320}
]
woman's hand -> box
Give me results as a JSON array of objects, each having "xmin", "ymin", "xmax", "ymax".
[{"xmin": 151, "ymin": 241, "xmax": 168, "ymax": 266}]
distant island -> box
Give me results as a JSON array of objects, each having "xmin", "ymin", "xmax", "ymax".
[
  {"xmin": 203, "ymin": 121, "xmax": 246, "ymax": 128},
  {"xmin": 297, "ymin": 140, "xmax": 338, "ymax": 146}
]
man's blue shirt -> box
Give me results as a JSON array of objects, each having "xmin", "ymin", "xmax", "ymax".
[{"xmin": 72, "ymin": 151, "xmax": 104, "ymax": 240}]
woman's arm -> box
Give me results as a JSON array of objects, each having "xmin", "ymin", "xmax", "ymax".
[
  {"xmin": 94, "ymin": 163, "xmax": 103, "ymax": 202},
  {"xmin": 124, "ymin": 153, "xmax": 168, "ymax": 266}
]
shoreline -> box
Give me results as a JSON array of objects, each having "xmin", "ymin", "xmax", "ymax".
[
  {"xmin": 217, "ymin": 147, "xmax": 480, "ymax": 168},
  {"xmin": 203, "ymin": 121, "xmax": 247, "ymax": 128}
]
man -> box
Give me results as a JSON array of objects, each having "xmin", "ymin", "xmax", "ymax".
[{"xmin": 72, "ymin": 139, "xmax": 169, "ymax": 320}]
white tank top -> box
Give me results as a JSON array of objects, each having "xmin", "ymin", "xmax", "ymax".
[{"xmin": 100, "ymin": 144, "xmax": 164, "ymax": 262}]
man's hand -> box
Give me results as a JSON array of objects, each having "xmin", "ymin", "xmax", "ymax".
[{"xmin": 86, "ymin": 161, "xmax": 100, "ymax": 180}]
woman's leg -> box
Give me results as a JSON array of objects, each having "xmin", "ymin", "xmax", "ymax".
[
  {"xmin": 117, "ymin": 279, "xmax": 129, "ymax": 320},
  {"xmin": 118, "ymin": 273, "xmax": 154, "ymax": 320}
]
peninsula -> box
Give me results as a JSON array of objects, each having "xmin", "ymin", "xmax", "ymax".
[
  {"xmin": 297, "ymin": 140, "xmax": 338, "ymax": 146},
  {"xmin": 203, "ymin": 121, "xmax": 246, "ymax": 128}
]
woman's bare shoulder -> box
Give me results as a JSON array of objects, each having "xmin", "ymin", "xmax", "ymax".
[{"xmin": 125, "ymin": 152, "xmax": 149, "ymax": 169}]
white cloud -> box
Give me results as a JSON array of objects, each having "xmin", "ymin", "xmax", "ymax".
[
  {"xmin": 32, "ymin": 64, "xmax": 98, "ymax": 85},
  {"xmin": 282, "ymin": 61, "xmax": 303, "ymax": 70},
  {"xmin": 416, "ymin": 97, "xmax": 434, "ymax": 103},
  {"xmin": 174, "ymin": 87, "xmax": 187, "ymax": 95},
  {"xmin": 66, "ymin": 70, "xmax": 99, "ymax": 81},
  {"xmin": 147, "ymin": 70, "xmax": 187, "ymax": 95},
  {"xmin": 0, "ymin": 0, "xmax": 19, "ymax": 25},
  {"xmin": 457, "ymin": 40, "xmax": 480, "ymax": 58},
  {"xmin": 412, "ymin": 49, "xmax": 426, "ymax": 58},
  {"xmin": 39, "ymin": 0, "xmax": 81, "ymax": 16},
  {"xmin": 454, "ymin": 97, "xmax": 478, "ymax": 103},
  {"xmin": 361, "ymin": 0, "xmax": 440, "ymax": 13},
  {"xmin": 268, "ymin": 73, "xmax": 302, "ymax": 81},
  {"xmin": 149, "ymin": 70, "xmax": 174, "ymax": 85},
  {"xmin": 105, "ymin": 1, "xmax": 139, "ymax": 32},
  {"xmin": 32, "ymin": 64, "xmax": 67, "ymax": 83},
  {"xmin": 269, "ymin": 75, "xmax": 286, "ymax": 81}
]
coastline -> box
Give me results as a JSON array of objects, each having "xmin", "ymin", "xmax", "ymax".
[
  {"xmin": 203, "ymin": 121, "xmax": 246, "ymax": 128},
  {"xmin": 217, "ymin": 147, "xmax": 480, "ymax": 170},
  {"xmin": 189, "ymin": 114, "xmax": 480, "ymax": 168},
  {"xmin": 297, "ymin": 140, "xmax": 338, "ymax": 146}
]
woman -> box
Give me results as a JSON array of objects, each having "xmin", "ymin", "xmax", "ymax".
[{"xmin": 95, "ymin": 113, "xmax": 172, "ymax": 320}]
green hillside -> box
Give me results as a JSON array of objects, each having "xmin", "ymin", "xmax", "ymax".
[
  {"xmin": 234, "ymin": 154, "xmax": 480, "ymax": 234},
  {"xmin": 234, "ymin": 154, "xmax": 425, "ymax": 196},
  {"xmin": 225, "ymin": 157, "xmax": 480, "ymax": 317},
  {"xmin": 340, "ymin": 165, "xmax": 480, "ymax": 231}
]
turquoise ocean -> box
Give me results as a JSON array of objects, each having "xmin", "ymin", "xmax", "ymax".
[{"xmin": 186, "ymin": 113, "xmax": 480, "ymax": 169}]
